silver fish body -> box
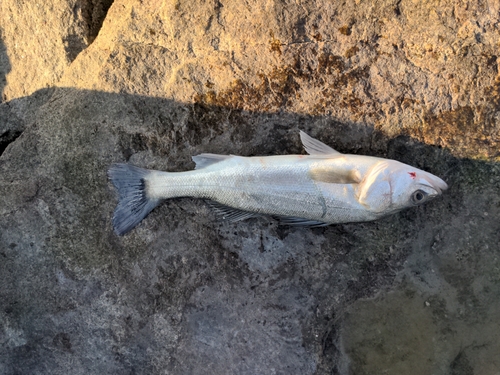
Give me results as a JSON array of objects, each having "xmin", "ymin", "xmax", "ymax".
[{"xmin": 109, "ymin": 131, "xmax": 448, "ymax": 235}]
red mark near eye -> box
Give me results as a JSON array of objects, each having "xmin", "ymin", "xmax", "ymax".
[{"xmin": 408, "ymin": 172, "xmax": 416, "ymax": 179}]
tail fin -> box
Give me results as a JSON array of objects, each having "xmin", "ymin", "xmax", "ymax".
[{"xmin": 108, "ymin": 163, "xmax": 161, "ymax": 235}]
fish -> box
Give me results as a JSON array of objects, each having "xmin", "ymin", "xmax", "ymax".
[{"xmin": 108, "ymin": 131, "xmax": 448, "ymax": 235}]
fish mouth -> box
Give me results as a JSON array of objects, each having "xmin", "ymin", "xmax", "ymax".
[{"xmin": 418, "ymin": 173, "xmax": 448, "ymax": 195}]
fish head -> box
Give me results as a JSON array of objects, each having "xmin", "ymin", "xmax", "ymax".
[
  {"xmin": 357, "ymin": 160, "xmax": 448, "ymax": 215},
  {"xmin": 388, "ymin": 161, "xmax": 448, "ymax": 211}
]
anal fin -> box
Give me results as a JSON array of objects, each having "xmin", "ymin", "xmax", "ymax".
[
  {"xmin": 276, "ymin": 216, "xmax": 330, "ymax": 227},
  {"xmin": 205, "ymin": 200, "xmax": 259, "ymax": 222}
]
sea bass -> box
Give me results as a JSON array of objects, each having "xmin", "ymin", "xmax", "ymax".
[{"xmin": 108, "ymin": 131, "xmax": 448, "ymax": 235}]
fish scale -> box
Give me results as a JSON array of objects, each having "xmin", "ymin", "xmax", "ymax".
[{"xmin": 149, "ymin": 156, "xmax": 325, "ymax": 219}]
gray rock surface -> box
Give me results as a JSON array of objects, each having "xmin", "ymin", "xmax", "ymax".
[{"xmin": 1, "ymin": 1, "xmax": 499, "ymax": 374}]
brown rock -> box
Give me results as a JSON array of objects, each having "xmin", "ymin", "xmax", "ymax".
[
  {"xmin": 0, "ymin": 0, "xmax": 113, "ymax": 101},
  {"xmin": 58, "ymin": 0, "xmax": 499, "ymax": 160}
]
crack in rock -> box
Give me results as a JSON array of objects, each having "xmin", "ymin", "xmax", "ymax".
[
  {"xmin": 0, "ymin": 129, "xmax": 23, "ymax": 157},
  {"xmin": 82, "ymin": 0, "xmax": 115, "ymax": 43}
]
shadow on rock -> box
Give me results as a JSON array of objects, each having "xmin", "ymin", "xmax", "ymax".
[{"xmin": 0, "ymin": 31, "xmax": 11, "ymax": 102}]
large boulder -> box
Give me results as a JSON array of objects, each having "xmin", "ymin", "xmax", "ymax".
[{"xmin": 1, "ymin": 0, "xmax": 499, "ymax": 374}]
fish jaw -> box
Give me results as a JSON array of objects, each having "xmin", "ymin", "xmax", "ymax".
[{"xmin": 417, "ymin": 172, "xmax": 448, "ymax": 194}]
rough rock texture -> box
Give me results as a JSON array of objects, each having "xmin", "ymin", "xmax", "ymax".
[
  {"xmin": 0, "ymin": 1, "xmax": 499, "ymax": 374},
  {"xmin": 0, "ymin": 0, "xmax": 114, "ymax": 101}
]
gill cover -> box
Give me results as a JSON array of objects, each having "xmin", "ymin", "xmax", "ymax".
[{"xmin": 356, "ymin": 161, "xmax": 392, "ymax": 213}]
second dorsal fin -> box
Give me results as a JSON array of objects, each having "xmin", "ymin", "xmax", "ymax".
[
  {"xmin": 300, "ymin": 131, "xmax": 341, "ymax": 156},
  {"xmin": 192, "ymin": 153, "xmax": 231, "ymax": 169}
]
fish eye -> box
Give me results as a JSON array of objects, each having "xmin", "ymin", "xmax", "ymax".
[{"xmin": 411, "ymin": 190, "xmax": 427, "ymax": 204}]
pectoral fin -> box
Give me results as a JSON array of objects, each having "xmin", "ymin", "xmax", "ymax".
[{"xmin": 309, "ymin": 165, "xmax": 362, "ymax": 184}]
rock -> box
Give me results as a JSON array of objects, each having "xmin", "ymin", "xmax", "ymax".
[
  {"xmin": 0, "ymin": 36, "xmax": 10, "ymax": 101},
  {"xmin": 0, "ymin": 0, "xmax": 499, "ymax": 374},
  {"xmin": 0, "ymin": 0, "xmax": 113, "ymax": 101}
]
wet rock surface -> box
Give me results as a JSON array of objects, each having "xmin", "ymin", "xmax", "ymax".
[{"xmin": 1, "ymin": 1, "xmax": 499, "ymax": 374}]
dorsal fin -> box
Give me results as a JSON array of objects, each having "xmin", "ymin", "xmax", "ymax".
[
  {"xmin": 192, "ymin": 153, "xmax": 231, "ymax": 169},
  {"xmin": 300, "ymin": 131, "xmax": 341, "ymax": 156}
]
